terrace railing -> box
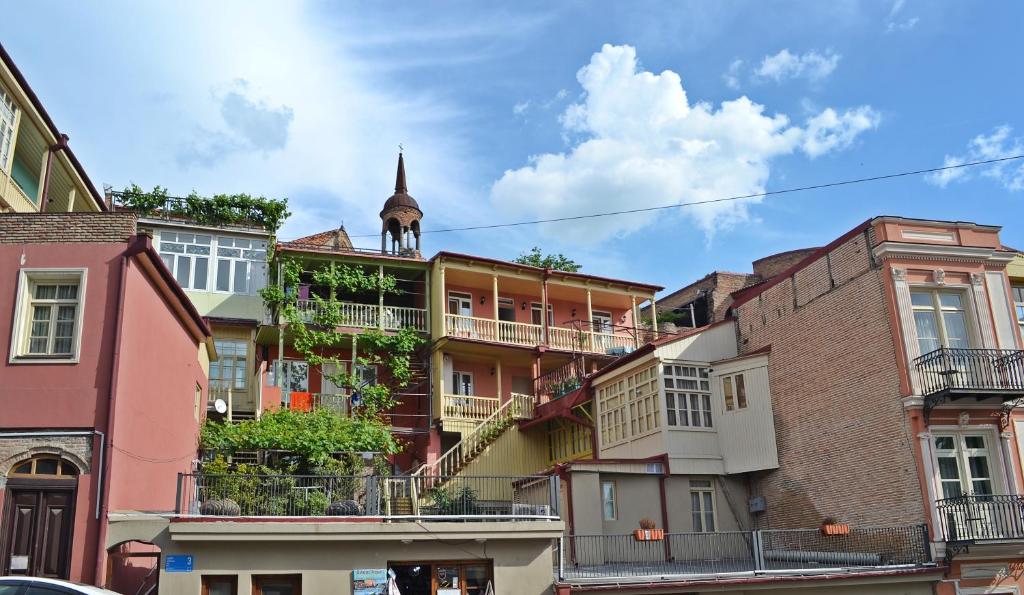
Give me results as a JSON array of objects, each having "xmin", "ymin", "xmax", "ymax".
[
  {"xmin": 558, "ymin": 525, "xmax": 930, "ymax": 581},
  {"xmin": 175, "ymin": 473, "xmax": 559, "ymax": 520},
  {"xmin": 295, "ymin": 300, "xmax": 428, "ymax": 332},
  {"xmin": 914, "ymin": 348, "xmax": 1024, "ymax": 396}
]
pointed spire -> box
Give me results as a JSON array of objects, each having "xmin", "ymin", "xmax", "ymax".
[{"xmin": 395, "ymin": 152, "xmax": 407, "ymax": 193}]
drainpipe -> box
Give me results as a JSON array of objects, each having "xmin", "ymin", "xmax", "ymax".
[
  {"xmin": 93, "ymin": 246, "xmax": 130, "ymax": 585},
  {"xmin": 40, "ymin": 134, "xmax": 69, "ymax": 210},
  {"xmin": 0, "ymin": 430, "xmax": 104, "ymax": 519}
]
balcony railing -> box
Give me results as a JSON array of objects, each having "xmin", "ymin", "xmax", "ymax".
[
  {"xmin": 445, "ymin": 314, "xmax": 652, "ymax": 354},
  {"xmin": 914, "ymin": 348, "xmax": 1024, "ymax": 396},
  {"xmin": 441, "ymin": 394, "xmax": 500, "ymax": 421},
  {"xmin": 937, "ymin": 494, "xmax": 1024, "ymax": 543},
  {"xmin": 176, "ymin": 473, "xmax": 559, "ymax": 520},
  {"xmin": 296, "ymin": 300, "xmax": 428, "ymax": 332},
  {"xmin": 558, "ymin": 525, "xmax": 930, "ymax": 581}
]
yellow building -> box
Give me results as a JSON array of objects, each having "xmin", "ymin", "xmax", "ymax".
[
  {"xmin": 0, "ymin": 43, "xmax": 105, "ymax": 213},
  {"xmin": 1009, "ymin": 251, "xmax": 1024, "ymax": 342}
]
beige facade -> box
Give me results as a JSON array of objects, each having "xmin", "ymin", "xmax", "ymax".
[{"xmin": 154, "ymin": 520, "xmax": 563, "ymax": 595}]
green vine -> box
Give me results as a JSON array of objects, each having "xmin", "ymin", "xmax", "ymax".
[
  {"xmin": 116, "ymin": 184, "xmax": 290, "ymax": 232},
  {"xmin": 260, "ymin": 256, "xmax": 425, "ymax": 423}
]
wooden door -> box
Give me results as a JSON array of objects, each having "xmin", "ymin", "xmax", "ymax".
[{"xmin": 1, "ymin": 487, "xmax": 75, "ymax": 578}]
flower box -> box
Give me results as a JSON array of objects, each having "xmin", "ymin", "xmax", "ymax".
[
  {"xmin": 633, "ymin": 529, "xmax": 664, "ymax": 541},
  {"xmin": 820, "ymin": 523, "xmax": 850, "ymax": 536}
]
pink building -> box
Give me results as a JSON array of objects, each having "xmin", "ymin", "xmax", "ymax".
[{"xmin": 0, "ymin": 212, "xmax": 213, "ymax": 589}]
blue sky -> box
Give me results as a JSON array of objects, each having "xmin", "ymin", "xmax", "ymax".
[{"xmin": 4, "ymin": 1, "xmax": 1023, "ymax": 290}]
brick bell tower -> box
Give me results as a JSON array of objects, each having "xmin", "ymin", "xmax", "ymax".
[{"xmin": 380, "ymin": 152, "xmax": 423, "ymax": 256}]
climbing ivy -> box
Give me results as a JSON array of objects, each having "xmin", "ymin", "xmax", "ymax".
[
  {"xmin": 116, "ymin": 184, "xmax": 290, "ymax": 232},
  {"xmin": 260, "ymin": 256, "xmax": 425, "ymax": 422}
]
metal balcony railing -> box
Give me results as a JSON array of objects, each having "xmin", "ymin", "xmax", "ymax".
[
  {"xmin": 914, "ymin": 348, "xmax": 1024, "ymax": 396},
  {"xmin": 176, "ymin": 473, "xmax": 559, "ymax": 520},
  {"xmin": 557, "ymin": 525, "xmax": 931, "ymax": 581},
  {"xmin": 936, "ymin": 494, "xmax": 1024, "ymax": 543}
]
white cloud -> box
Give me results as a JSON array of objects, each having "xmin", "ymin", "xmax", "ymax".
[
  {"xmin": 723, "ymin": 59, "xmax": 743, "ymax": 90},
  {"xmin": 754, "ymin": 49, "xmax": 841, "ymax": 83},
  {"xmin": 926, "ymin": 126, "xmax": 1024, "ymax": 191},
  {"xmin": 885, "ymin": 0, "xmax": 919, "ymax": 33},
  {"xmin": 802, "ymin": 106, "xmax": 881, "ymax": 158},
  {"xmin": 491, "ymin": 44, "xmax": 879, "ymax": 243},
  {"xmin": 513, "ymin": 100, "xmax": 531, "ymax": 115}
]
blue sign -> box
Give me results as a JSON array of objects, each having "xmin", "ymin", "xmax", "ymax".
[{"xmin": 164, "ymin": 555, "xmax": 193, "ymax": 573}]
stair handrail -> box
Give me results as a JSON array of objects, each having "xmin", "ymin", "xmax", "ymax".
[{"xmin": 412, "ymin": 393, "xmax": 534, "ymax": 481}]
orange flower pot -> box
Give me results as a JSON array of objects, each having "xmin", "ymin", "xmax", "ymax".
[{"xmin": 820, "ymin": 523, "xmax": 850, "ymax": 536}]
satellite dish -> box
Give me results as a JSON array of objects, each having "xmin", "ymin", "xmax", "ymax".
[{"xmin": 214, "ymin": 399, "xmax": 228, "ymax": 414}]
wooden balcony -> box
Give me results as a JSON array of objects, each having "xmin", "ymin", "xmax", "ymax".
[
  {"xmin": 444, "ymin": 314, "xmax": 645, "ymax": 354},
  {"xmin": 296, "ymin": 300, "xmax": 428, "ymax": 333},
  {"xmin": 441, "ymin": 393, "xmax": 500, "ymax": 421}
]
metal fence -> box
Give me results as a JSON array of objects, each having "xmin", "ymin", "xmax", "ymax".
[
  {"xmin": 914, "ymin": 347, "xmax": 1024, "ymax": 395},
  {"xmin": 558, "ymin": 525, "xmax": 930, "ymax": 581},
  {"xmin": 937, "ymin": 494, "xmax": 1024, "ymax": 542},
  {"xmin": 176, "ymin": 473, "xmax": 559, "ymax": 519}
]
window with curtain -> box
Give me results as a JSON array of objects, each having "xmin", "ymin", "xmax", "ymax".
[
  {"xmin": 690, "ymin": 479, "xmax": 716, "ymax": 532},
  {"xmin": 911, "ymin": 289, "xmax": 971, "ymax": 354}
]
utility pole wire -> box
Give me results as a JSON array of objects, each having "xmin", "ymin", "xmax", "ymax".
[{"xmin": 294, "ymin": 154, "xmax": 1024, "ymax": 239}]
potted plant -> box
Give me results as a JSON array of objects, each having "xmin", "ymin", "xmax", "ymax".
[
  {"xmin": 820, "ymin": 516, "xmax": 850, "ymax": 536},
  {"xmin": 633, "ymin": 518, "xmax": 664, "ymax": 541}
]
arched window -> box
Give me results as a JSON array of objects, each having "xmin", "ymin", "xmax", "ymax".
[{"xmin": 8, "ymin": 455, "xmax": 79, "ymax": 478}]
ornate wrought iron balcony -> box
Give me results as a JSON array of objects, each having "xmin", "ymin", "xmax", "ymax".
[
  {"xmin": 936, "ymin": 494, "xmax": 1024, "ymax": 559},
  {"xmin": 914, "ymin": 348, "xmax": 1024, "ymax": 421}
]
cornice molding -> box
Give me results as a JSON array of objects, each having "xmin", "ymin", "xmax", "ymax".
[{"xmin": 873, "ymin": 241, "xmax": 1016, "ymax": 265}]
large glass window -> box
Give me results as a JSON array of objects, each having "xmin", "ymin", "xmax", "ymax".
[
  {"xmin": 934, "ymin": 433, "xmax": 996, "ymax": 499},
  {"xmin": 210, "ymin": 339, "xmax": 248, "ymax": 391},
  {"xmin": 0, "ymin": 82, "xmax": 16, "ymax": 172},
  {"xmin": 664, "ymin": 364, "xmax": 712, "ymax": 427},
  {"xmin": 1013, "ymin": 285, "xmax": 1024, "ymax": 336},
  {"xmin": 911, "ymin": 289, "xmax": 971, "ymax": 354},
  {"xmin": 159, "ymin": 231, "xmax": 211, "ymax": 290},
  {"xmin": 690, "ymin": 479, "xmax": 716, "ymax": 532},
  {"xmin": 215, "ymin": 236, "xmax": 267, "ymax": 294}
]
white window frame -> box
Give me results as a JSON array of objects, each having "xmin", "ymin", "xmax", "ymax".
[
  {"xmin": 9, "ymin": 269, "xmax": 88, "ymax": 364},
  {"xmin": 1013, "ymin": 284, "xmax": 1024, "ymax": 338},
  {"xmin": 601, "ymin": 480, "xmax": 617, "ymax": 521},
  {"xmin": 448, "ymin": 291, "xmax": 473, "ymax": 317},
  {"xmin": 530, "ymin": 302, "xmax": 554, "ymax": 326},
  {"xmin": 690, "ymin": 479, "xmax": 718, "ymax": 533},
  {"xmin": 722, "ymin": 374, "xmax": 748, "ymax": 412},
  {"xmin": 158, "ymin": 230, "xmax": 213, "ymax": 291},
  {"xmin": 592, "ymin": 310, "xmax": 613, "ymax": 333},
  {"xmin": 930, "ymin": 429, "xmax": 1005, "ymax": 499},
  {"xmin": 663, "ymin": 363, "xmax": 713, "ymax": 429},
  {"xmin": 0, "ymin": 81, "xmax": 17, "ymax": 173},
  {"xmin": 214, "ymin": 235, "xmax": 267, "ymax": 295},
  {"xmin": 451, "ymin": 370, "xmax": 474, "ymax": 396},
  {"xmin": 910, "ymin": 287, "xmax": 975, "ymax": 354}
]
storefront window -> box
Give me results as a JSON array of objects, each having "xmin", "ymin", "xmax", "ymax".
[{"xmin": 389, "ymin": 561, "xmax": 493, "ymax": 595}]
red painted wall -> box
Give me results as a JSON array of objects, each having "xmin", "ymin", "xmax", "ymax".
[{"xmin": 106, "ymin": 258, "xmax": 205, "ymax": 512}]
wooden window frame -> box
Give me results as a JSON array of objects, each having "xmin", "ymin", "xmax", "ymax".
[
  {"xmin": 251, "ymin": 574, "xmax": 301, "ymax": 595},
  {"xmin": 9, "ymin": 269, "xmax": 87, "ymax": 364},
  {"xmin": 448, "ymin": 291, "xmax": 473, "ymax": 317},
  {"xmin": 201, "ymin": 575, "xmax": 238, "ymax": 595},
  {"xmin": 910, "ymin": 287, "xmax": 975, "ymax": 352}
]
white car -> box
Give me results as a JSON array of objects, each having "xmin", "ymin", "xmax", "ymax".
[{"xmin": 0, "ymin": 577, "xmax": 122, "ymax": 595}]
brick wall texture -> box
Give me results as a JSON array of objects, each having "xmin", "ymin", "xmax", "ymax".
[
  {"xmin": 735, "ymin": 231, "xmax": 926, "ymax": 529},
  {"xmin": 0, "ymin": 434, "xmax": 93, "ymax": 488},
  {"xmin": 651, "ymin": 271, "xmax": 758, "ymax": 323},
  {"xmin": 0, "ymin": 212, "xmax": 137, "ymax": 244},
  {"xmin": 751, "ymin": 247, "xmax": 819, "ymax": 280}
]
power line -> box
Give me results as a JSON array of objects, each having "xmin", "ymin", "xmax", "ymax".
[{"xmin": 313, "ymin": 154, "xmax": 1023, "ymax": 239}]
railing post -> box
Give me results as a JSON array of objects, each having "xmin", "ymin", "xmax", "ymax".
[
  {"xmin": 551, "ymin": 475, "xmax": 560, "ymax": 518},
  {"xmin": 752, "ymin": 530, "xmax": 764, "ymax": 572},
  {"xmin": 174, "ymin": 472, "xmax": 183, "ymax": 515},
  {"xmin": 558, "ymin": 536, "xmax": 565, "ymax": 581},
  {"xmin": 921, "ymin": 523, "xmax": 932, "ymax": 563}
]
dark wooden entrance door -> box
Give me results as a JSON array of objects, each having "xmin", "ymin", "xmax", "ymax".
[{"xmin": 1, "ymin": 485, "xmax": 76, "ymax": 578}]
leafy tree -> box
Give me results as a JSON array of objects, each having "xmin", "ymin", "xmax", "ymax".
[
  {"xmin": 513, "ymin": 247, "xmax": 582, "ymax": 272},
  {"xmin": 117, "ymin": 184, "xmax": 290, "ymax": 232}
]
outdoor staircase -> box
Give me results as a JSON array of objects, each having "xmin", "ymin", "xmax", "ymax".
[
  {"xmin": 389, "ymin": 354, "xmax": 431, "ymax": 433},
  {"xmin": 412, "ymin": 393, "xmax": 536, "ymax": 481}
]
